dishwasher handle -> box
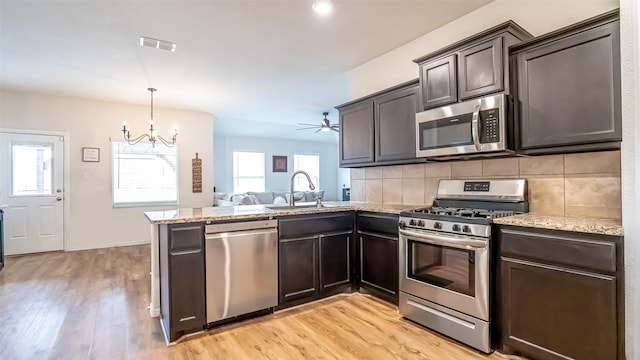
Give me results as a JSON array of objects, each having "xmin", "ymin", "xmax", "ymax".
[
  {"xmin": 205, "ymin": 219, "xmax": 277, "ymax": 234},
  {"xmin": 205, "ymin": 227, "xmax": 277, "ymax": 240}
]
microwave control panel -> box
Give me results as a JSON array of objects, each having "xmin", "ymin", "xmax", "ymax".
[{"xmin": 480, "ymin": 108, "xmax": 499, "ymax": 143}]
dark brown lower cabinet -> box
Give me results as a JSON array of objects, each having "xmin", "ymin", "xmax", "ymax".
[
  {"xmin": 279, "ymin": 236, "xmax": 318, "ymax": 303},
  {"xmin": 356, "ymin": 213, "xmax": 399, "ymax": 304},
  {"xmin": 496, "ymin": 225, "xmax": 623, "ymax": 360},
  {"xmin": 278, "ymin": 212, "xmax": 354, "ymax": 308},
  {"xmin": 159, "ymin": 222, "xmax": 206, "ymax": 342}
]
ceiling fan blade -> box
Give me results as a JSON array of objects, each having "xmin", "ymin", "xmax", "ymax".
[
  {"xmin": 331, "ymin": 128, "xmax": 339, "ymax": 133},
  {"xmin": 315, "ymin": 129, "xmax": 322, "ymax": 133},
  {"xmin": 297, "ymin": 123, "xmax": 321, "ymax": 127},
  {"xmin": 297, "ymin": 127, "xmax": 320, "ymax": 130}
]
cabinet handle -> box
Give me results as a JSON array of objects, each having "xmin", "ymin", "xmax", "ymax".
[
  {"xmin": 471, "ymin": 102, "xmax": 482, "ymax": 151},
  {"xmin": 179, "ymin": 316, "xmax": 196, "ymax": 322}
]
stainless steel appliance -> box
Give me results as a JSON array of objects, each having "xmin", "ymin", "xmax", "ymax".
[
  {"xmin": 415, "ymin": 93, "xmax": 513, "ymax": 159},
  {"xmin": 205, "ymin": 219, "xmax": 278, "ymax": 323},
  {"xmin": 398, "ymin": 179, "xmax": 528, "ymax": 353}
]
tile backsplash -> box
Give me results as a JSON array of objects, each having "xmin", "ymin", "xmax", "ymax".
[{"xmin": 350, "ymin": 150, "xmax": 621, "ymax": 220}]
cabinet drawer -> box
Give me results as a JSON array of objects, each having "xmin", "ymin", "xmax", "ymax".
[
  {"xmin": 279, "ymin": 212, "xmax": 353, "ymax": 239},
  {"xmin": 168, "ymin": 224, "xmax": 204, "ymax": 252},
  {"xmin": 356, "ymin": 213, "xmax": 398, "ymax": 238},
  {"xmin": 498, "ymin": 227, "xmax": 616, "ymax": 274}
]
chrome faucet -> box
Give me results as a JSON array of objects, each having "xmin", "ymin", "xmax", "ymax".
[{"xmin": 290, "ymin": 170, "xmax": 315, "ymax": 206}]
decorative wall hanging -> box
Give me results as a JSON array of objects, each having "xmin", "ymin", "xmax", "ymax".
[
  {"xmin": 82, "ymin": 147, "xmax": 100, "ymax": 162},
  {"xmin": 272, "ymin": 155, "xmax": 287, "ymax": 172},
  {"xmin": 192, "ymin": 153, "xmax": 202, "ymax": 193}
]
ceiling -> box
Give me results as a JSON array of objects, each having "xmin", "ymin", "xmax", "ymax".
[{"xmin": 0, "ymin": 0, "xmax": 491, "ymax": 142}]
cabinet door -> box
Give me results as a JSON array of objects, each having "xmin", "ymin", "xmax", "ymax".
[
  {"xmin": 339, "ymin": 102, "xmax": 374, "ymax": 166},
  {"xmin": 359, "ymin": 233, "xmax": 398, "ymax": 303},
  {"xmin": 458, "ymin": 37, "xmax": 504, "ymax": 100},
  {"xmin": 167, "ymin": 224, "xmax": 205, "ymax": 334},
  {"xmin": 516, "ymin": 22, "xmax": 620, "ymax": 151},
  {"xmin": 319, "ymin": 233, "xmax": 351, "ymax": 292},
  {"xmin": 420, "ymin": 54, "xmax": 457, "ymax": 109},
  {"xmin": 374, "ymin": 85, "xmax": 420, "ymax": 163},
  {"xmin": 500, "ymin": 257, "xmax": 616, "ymax": 360},
  {"xmin": 170, "ymin": 251, "xmax": 205, "ymax": 333},
  {"xmin": 279, "ymin": 236, "xmax": 318, "ymax": 303}
]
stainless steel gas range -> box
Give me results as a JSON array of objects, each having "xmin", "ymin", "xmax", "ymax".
[{"xmin": 398, "ymin": 179, "xmax": 528, "ymax": 353}]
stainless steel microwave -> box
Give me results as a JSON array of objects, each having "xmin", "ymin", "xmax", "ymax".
[{"xmin": 415, "ymin": 93, "xmax": 513, "ymax": 159}]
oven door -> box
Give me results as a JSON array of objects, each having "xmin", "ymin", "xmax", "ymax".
[{"xmin": 399, "ymin": 227, "xmax": 489, "ymax": 321}]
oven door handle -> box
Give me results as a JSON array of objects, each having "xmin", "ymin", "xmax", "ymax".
[
  {"xmin": 399, "ymin": 228, "xmax": 488, "ymax": 250},
  {"xmin": 471, "ymin": 102, "xmax": 482, "ymax": 151}
]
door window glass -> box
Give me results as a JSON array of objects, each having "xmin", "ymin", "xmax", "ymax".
[{"xmin": 11, "ymin": 144, "xmax": 53, "ymax": 196}]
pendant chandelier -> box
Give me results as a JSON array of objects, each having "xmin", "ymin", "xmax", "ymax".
[{"xmin": 122, "ymin": 88, "xmax": 177, "ymax": 148}]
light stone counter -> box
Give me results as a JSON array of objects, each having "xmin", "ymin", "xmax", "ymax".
[
  {"xmin": 145, "ymin": 201, "xmax": 418, "ymax": 317},
  {"xmin": 144, "ymin": 201, "xmax": 418, "ymax": 224},
  {"xmin": 494, "ymin": 213, "xmax": 623, "ymax": 236}
]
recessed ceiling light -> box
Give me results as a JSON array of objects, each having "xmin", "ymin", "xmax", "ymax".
[
  {"xmin": 139, "ymin": 36, "xmax": 176, "ymax": 52},
  {"xmin": 312, "ymin": 1, "xmax": 333, "ymax": 15}
]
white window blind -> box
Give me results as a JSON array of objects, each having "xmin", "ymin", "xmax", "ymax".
[
  {"xmin": 112, "ymin": 142, "xmax": 178, "ymax": 207},
  {"xmin": 293, "ymin": 154, "xmax": 320, "ymax": 191},
  {"xmin": 233, "ymin": 151, "xmax": 265, "ymax": 193}
]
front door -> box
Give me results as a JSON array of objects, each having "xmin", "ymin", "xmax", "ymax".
[{"xmin": 0, "ymin": 132, "xmax": 64, "ymax": 255}]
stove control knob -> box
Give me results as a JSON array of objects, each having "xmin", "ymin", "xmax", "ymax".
[
  {"xmin": 452, "ymin": 224, "xmax": 461, "ymax": 232},
  {"xmin": 417, "ymin": 220, "xmax": 425, "ymax": 227},
  {"xmin": 409, "ymin": 219, "xmax": 416, "ymax": 226},
  {"xmin": 433, "ymin": 222, "xmax": 442, "ymax": 230},
  {"xmin": 399, "ymin": 221, "xmax": 406, "ymax": 229},
  {"xmin": 462, "ymin": 225, "xmax": 471, "ymax": 233}
]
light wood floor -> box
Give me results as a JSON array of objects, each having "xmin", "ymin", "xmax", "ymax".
[{"xmin": 0, "ymin": 245, "xmax": 515, "ymax": 359}]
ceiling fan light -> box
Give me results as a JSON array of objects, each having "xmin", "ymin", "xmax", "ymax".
[
  {"xmin": 312, "ymin": 1, "xmax": 333, "ymax": 15},
  {"xmin": 321, "ymin": 126, "xmax": 330, "ymax": 132}
]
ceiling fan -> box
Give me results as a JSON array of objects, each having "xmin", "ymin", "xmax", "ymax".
[{"xmin": 297, "ymin": 112, "xmax": 339, "ymax": 133}]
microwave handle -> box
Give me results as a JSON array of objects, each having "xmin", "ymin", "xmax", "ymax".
[{"xmin": 471, "ymin": 102, "xmax": 481, "ymax": 151}]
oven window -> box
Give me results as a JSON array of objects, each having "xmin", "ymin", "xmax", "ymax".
[
  {"xmin": 419, "ymin": 113, "xmax": 473, "ymax": 150},
  {"xmin": 408, "ymin": 240, "xmax": 475, "ymax": 297}
]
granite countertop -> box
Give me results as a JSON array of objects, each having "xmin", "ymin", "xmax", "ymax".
[
  {"xmin": 494, "ymin": 213, "xmax": 623, "ymax": 236},
  {"xmin": 144, "ymin": 201, "xmax": 419, "ymax": 224}
]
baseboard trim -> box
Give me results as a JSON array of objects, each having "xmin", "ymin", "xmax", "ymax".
[{"xmin": 66, "ymin": 240, "xmax": 150, "ymax": 252}]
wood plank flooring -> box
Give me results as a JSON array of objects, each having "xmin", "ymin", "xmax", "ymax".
[{"xmin": 0, "ymin": 245, "xmax": 518, "ymax": 359}]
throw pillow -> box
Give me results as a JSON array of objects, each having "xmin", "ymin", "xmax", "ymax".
[
  {"xmin": 273, "ymin": 196, "xmax": 287, "ymax": 205},
  {"xmin": 247, "ymin": 191, "xmax": 274, "ymax": 204}
]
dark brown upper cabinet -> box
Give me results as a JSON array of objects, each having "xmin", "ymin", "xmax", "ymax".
[
  {"xmin": 510, "ymin": 10, "xmax": 621, "ymax": 155},
  {"xmin": 338, "ymin": 101, "xmax": 374, "ymax": 166},
  {"xmin": 458, "ymin": 37, "xmax": 504, "ymax": 100},
  {"xmin": 337, "ymin": 80, "xmax": 422, "ymax": 168},
  {"xmin": 414, "ymin": 21, "xmax": 531, "ymax": 111},
  {"xmin": 420, "ymin": 54, "xmax": 458, "ymax": 108}
]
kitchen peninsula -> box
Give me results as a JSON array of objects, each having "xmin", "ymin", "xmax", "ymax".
[{"xmin": 144, "ymin": 201, "xmax": 415, "ymax": 343}]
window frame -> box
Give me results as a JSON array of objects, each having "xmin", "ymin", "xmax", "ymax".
[
  {"xmin": 111, "ymin": 141, "xmax": 179, "ymax": 208},
  {"xmin": 293, "ymin": 153, "xmax": 320, "ymax": 191},
  {"xmin": 232, "ymin": 151, "xmax": 266, "ymax": 194}
]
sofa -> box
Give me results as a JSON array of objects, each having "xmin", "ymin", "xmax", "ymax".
[{"xmin": 213, "ymin": 190, "xmax": 325, "ymax": 207}]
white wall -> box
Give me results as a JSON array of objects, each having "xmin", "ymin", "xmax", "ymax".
[
  {"xmin": 621, "ymin": 1, "xmax": 639, "ymax": 358},
  {"xmin": 214, "ymin": 134, "xmax": 340, "ymax": 201},
  {"xmin": 0, "ymin": 89, "xmax": 214, "ymax": 250},
  {"xmin": 349, "ymin": 0, "xmax": 618, "ymax": 98}
]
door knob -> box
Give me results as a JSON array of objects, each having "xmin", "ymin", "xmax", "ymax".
[
  {"xmin": 56, "ymin": 197, "xmax": 62, "ymax": 201},
  {"xmin": 56, "ymin": 189, "xmax": 62, "ymax": 193}
]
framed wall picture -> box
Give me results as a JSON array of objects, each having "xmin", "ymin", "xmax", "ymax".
[
  {"xmin": 82, "ymin": 147, "xmax": 100, "ymax": 162},
  {"xmin": 272, "ymin": 155, "xmax": 287, "ymax": 172}
]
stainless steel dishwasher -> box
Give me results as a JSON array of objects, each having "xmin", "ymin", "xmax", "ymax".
[{"xmin": 205, "ymin": 219, "xmax": 278, "ymax": 324}]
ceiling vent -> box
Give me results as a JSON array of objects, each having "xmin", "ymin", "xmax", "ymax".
[{"xmin": 139, "ymin": 36, "xmax": 176, "ymax": 52}]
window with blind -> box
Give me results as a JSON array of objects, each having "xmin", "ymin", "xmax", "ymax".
[
  {"xmin": 293, "ymin": 154, "xmax": 320, "ymax": 191},
  {"xmin": 233, "ymin": 151, "xmax": 265, "ymax": 194},
  {"xmin": 112, "ymin": 142, "xmax": 178, "ymax": 207}
]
